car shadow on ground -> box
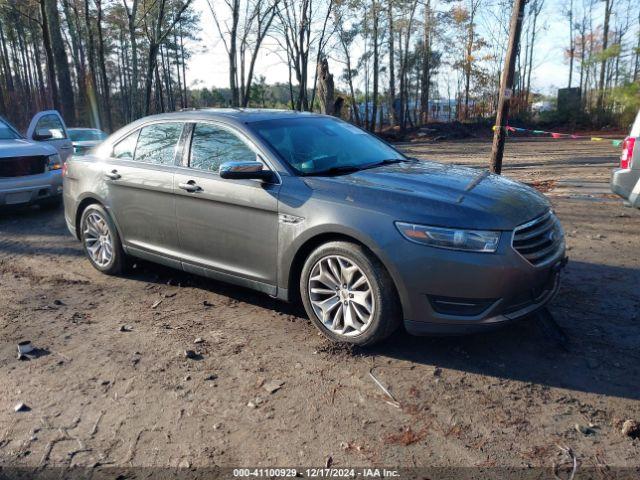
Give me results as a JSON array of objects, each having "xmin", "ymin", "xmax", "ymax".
[
  {"xmin": 126, "ymin": 257, "xmax": 640, "ymax": 401},
  {"xmin": 361, "ymin": 260, "xmax": 640, "ymax": 401},
  {"xmin": 0, "ymin": 205, "xmax": 84, "ymax": 257},
  {"xmin": 4, "ymin": 207, "xmax": 638, "ymax": 401}
]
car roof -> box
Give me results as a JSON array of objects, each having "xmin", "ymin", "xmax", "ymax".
[{"xmin": 138, "ymin": 108, "xmax": 324, "ymax": 125}]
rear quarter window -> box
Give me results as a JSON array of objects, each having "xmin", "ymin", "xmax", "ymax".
[{"xmin": 112, "ymin": 130, "xmax": 140, "ymax": 159}]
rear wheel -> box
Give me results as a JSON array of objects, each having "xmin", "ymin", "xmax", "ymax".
[
  {"xmin": 300, "ymin": 241, "xmax": 401, "ymax": 346},
  {"xmin": 80, "ymin": 204, "xmax": 125, "ymax": 275}
]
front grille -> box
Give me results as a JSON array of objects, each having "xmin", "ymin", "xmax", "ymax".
[
  {"xmin": 512, "ymin": 211, "xmax": 565, "ymax": 266},
  {"xmin": 0, "ymin": 156, "xmax": 47, "ymax": 178}
]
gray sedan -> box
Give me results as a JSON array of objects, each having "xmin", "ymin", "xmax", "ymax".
[{"xmin": 63, "ymin": 109, "xmax": 566, "ymax": 345}]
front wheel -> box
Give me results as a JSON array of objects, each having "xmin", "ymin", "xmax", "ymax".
[
  {"xmin": 300, "ymin": 241, "xmax": 401, "ymax": 346},
  {"xmin": 80, "ymin": 204, "xmax": 125, "ymax": 275}
]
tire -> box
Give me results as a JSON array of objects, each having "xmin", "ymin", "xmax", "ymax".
[
  {"xmin": 300, "ymin": 241, "xmax": 401, "ymax": 346},
  {"xmin": 39, "ymin": 196, "xmax": 62, "ymax": 210},
  {"xmin": 79, "ymin": 204, "xmax": 126, "ymax": 275}
]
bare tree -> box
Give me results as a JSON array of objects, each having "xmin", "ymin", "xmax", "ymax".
[
  {"xmin": 597, "ymin": 0, "xmax": 614, "ymax": 114},
  {"xmin": 566, "ymin": 0, "xmax": 575, "ymax": 87},
  {"xmin": 333, "ymin": 3, "xmax": 361, "ymax": 125},
  {"xmin": 238, "ymin": 0, "xmax": 280, "ymax": 107},
  {"xmin": 387, "ymin": 0, "xmax": 396, "ymax": 126},
  {"xmin": 275, "ymin": 0, "xmax": 312, "ymax": 111},
  {"xmin": 122, "ymin": 0, "xmax": 141, "ymax": 119},
  {"xmin": 142, "ymin": 0, "xmax": 195, "ymax": 115},
  {"xmin": 420, "ymin": 0, "xmax": 433, "ymax": 125}
]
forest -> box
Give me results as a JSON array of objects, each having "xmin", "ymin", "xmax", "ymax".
[{"xmin": 0, "ymin": 0, "xmax": 639, "ymax": 133}]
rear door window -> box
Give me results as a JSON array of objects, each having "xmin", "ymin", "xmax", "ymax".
[
  {"xmin": 134, "ymin": 122, "xmax": 185, "ymax": 166},
  {"xmin": 189, "ymin": 123, "xmax": 256, "ymax": 173}
]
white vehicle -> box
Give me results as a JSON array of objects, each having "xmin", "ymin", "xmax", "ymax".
[{"xmin": 0, "ymin": 110, "xmax": 72, "ymax": 208}]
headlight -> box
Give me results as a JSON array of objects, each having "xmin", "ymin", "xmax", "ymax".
[
  {"xmin": 395, "ymin": 222, "xmax": 501, "ymax": 253},
  {"xmin": 46, "ymin": 153, "xmax": 62, "ymax": 171}
]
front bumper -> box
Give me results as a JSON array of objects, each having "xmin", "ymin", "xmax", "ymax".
[
  {"xmin": 0, "ymin": 171, "xmax": 63, "ymax": 206},
  {"xmin": 377, "ymin": 230, "xmax": 567, "ymax": 336},
  {"xmin": 405, "ymin": 264, "xmax": 563, "ymax": 334}
]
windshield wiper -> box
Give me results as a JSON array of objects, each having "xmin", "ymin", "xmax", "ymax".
[
  {"xmin": 301, "ymin": 158, "xmax": 411, "ymax": 177},
  {"xmin": 301, "ymin": 165, "xmax": 365, "ymax": 176},
  {"xmin": 358, "ymin": 158, "xmax": 412, "ymax": 171}
]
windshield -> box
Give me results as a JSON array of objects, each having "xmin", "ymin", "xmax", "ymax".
[
  {"xmin": 68, "ymin": 129, "xmax": 107, "ymax": 142},
  {"xmin": 250, "ymin": 117, "xmax": 406, "ymax": 175},
  {"xmin": 0, "ymin": 118, "xmax": 22, "ymax": 140}
]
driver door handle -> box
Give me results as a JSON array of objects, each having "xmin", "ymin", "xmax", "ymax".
[
  {"xmin": 178, "ymin": 180, "xmax": 202, "ymax": 192},
  {"xmin": 104, "ymin": 170, "xmax": 121, "ymax": 180}
]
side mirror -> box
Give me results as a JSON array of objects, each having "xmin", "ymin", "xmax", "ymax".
[
  {"xmin": 219, "ymin": 161, "xmax": 274, "ymax": 181},
  {"xmin": 33, "ymin": 129, "xmax": 53, "ymax": 141}
]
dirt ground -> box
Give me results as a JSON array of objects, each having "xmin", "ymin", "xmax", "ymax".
[{"xmin": 1, "ymin": 137, "xmax": 639, "ymax": 472}]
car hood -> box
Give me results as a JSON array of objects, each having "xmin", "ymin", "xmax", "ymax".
[
  {"xmin": 302, "ymin": 161, "xmax": 550, "ymax": 230},
  {"xmin": 0, "ymin": 139, "xmax": 57, "ymax": 158}
]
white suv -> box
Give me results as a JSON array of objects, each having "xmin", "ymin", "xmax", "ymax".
[{"xmin": 611, "ymin": 110, "xmax": 640, "ymax": 208}]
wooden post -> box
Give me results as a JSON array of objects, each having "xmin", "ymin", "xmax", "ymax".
[{"xmin": 489, "ymin": 0, "xmax": 526, "ymax": 174}]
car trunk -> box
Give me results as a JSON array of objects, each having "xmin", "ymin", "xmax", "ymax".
[{"xmin": 0, "ymin": 155, "xmax": 47, "ymax": 178}]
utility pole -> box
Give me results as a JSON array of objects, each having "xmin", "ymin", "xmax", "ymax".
[{"xmin": 489, "ymin": 0, "xmax": 527, "ymax": 174}]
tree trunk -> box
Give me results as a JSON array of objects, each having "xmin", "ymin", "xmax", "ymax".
[
  {"xmin": 45, "ymin": 0, "xmax": 75, "ymax": 124},
  {"xmin": 567, "ymin": 0, "xmax": 574, "ymax": 87},
  {"xmin": 316, "ymin": 57, "xmax": 335, "ymax": 116},
  {"xmin": 125, "ymin": 0, "xmax": 140, "ymax": 120},
  {"xmin": 144, "ymin": 43, "xmax": 160, "ymax": 115},
  {"xmin": 229, "ymin": 0, "xmax": 240, "ymax": 107},
  {"xmin": 463, "ymin": 5, "xmax": 475, "ymax": 120},
  {"xmin": 370, "ymin": 2, "xmax": 379, "ymax": 131},
  {"xmin": 420, "ymin": 0, "xmax": 431, "ymax": 124},
  {"xmin": 39, "ymin": 0, "xmax": 60, "ymax": 112},
  {"xmin": 597, "ymin": 0, "xmax": 612, "ymax": 116},
  {"xmin": 96, "ymin": 0, "xmax": 113, "ymax": 131},
  {"xmin": 388, "ymin": 1, "xmax": 396, "ymax": 127}
]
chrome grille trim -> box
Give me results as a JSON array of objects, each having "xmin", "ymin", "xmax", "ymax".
[{"xmin": 512, "ymin": 210, "xmax": 564, "ymax": 267}]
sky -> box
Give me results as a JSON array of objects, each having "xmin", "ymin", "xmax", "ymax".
[{"xmin": 185, "ymin": 0, "xmax": 601, "ymax": 98}]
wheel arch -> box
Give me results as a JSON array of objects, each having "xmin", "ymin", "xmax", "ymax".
[
  {"xmin": 74, "ymin": 196, "xmax": 123, "ymax": 242},
  {"xmin": 75, "ymin": 197, "xmax": 102, "ymax": 238},
  {"xmin": 285, "ymin": 231, "xmax": 404, "ymax": 319}
]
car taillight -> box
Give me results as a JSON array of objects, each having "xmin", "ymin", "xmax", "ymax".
[
  {"xmin": 62, "ymin": 161, "xmax": 68, "ymax": 177},
  {"xmin": 620, "ymin": 137, "xmax": 635, "ymax": 169}
]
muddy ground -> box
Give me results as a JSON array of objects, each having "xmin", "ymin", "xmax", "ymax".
[{"xmin": 1, "ymin": 138, "xmax": 639, "ymax": 472}]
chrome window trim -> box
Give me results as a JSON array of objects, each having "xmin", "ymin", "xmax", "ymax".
[
  {"xmin": 180, "ymin": 119, "xmax": 282, "ymax": 185},
  {"xmin": 109, "ymin": 119, "xmax": 186, "ymax": 167}
]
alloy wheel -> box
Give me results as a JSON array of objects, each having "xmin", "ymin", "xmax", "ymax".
[
  {"xmin": 83, "ymin": 212, "xmax": 114, "ymax": 268},
  {"xmin": 308, "ymin": 255, "xmax": 375, "ymax": 337}
]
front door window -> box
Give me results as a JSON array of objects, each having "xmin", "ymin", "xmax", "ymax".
[{"xmin": 189, "ymin": 124, "xmax": 256, "ymax": 173}]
